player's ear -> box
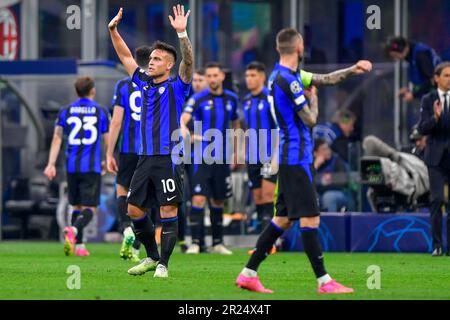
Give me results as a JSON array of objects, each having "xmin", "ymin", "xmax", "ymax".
[{"xmin": 90, "ymin": 87, "xmax": 96, "ymax": 98}]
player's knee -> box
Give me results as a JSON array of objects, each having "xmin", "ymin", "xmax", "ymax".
[
  {"xmin": 272, "ymin": 216, "xmax": 291, "ymax": 229},
  {"xmin": 192, "ymin": 196, "xmax": 206, "ymax": 208},
  {"xmin": 127, "ymin": 204, "xmax": 144, "ymax": 219},
  {"xmin": 160, "ymin": 205, "xmax": 178, "ymax": 219},
  {"xmin": 252, "ymin": 190, "xmax": 263, "ymax": 204},
  {"xmin": 80, "ymin": 206, "xmax": 96, "ymax": 214},
  {"xmin": 116, "ymin": 184, "xmax": 128, "ymax": 197},
  {"xmin": 300, "ymin": 216, "xmax": 320, "ymax": 228},
  {"xmin": 210, "ymin": 199, "xmax": 224, "ymax": 208},
  {"xmin": 261, "ymin": 191, "xmax": 275, "ymax": 203}
]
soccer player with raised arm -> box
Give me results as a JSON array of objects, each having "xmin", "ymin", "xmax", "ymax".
[
  {"xmin": 109, "ymin": 4, "xmax": 193, "ymax": 278},
  {"xmin": 107, "ymin": 46, "xmax": 152, "ymax": 262},
  {"xmin": 44, "ymin": 77, "xmax": 110, "ymax": 257},
  {"xmin": 236, "ymin": 28, "xmax": 354, "ymax": 294}
]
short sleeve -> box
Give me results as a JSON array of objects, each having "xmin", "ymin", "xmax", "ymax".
[
  {"xmin": 174, "ymin": 75, "xmax": 191, "ymax": 98},
  {"xmin": 183, "ymin": 95, "xmax": 198, "ymax": 115},
  {"xmin": 277, "ymin": 73, "xmax": 307, "ymax": 112},
  {"xmin": 100, "ymin": 108, "xmax": 110, "ymax": 134},
  {"xmin": 131, "ymin": 67, "xmax": 151, "ymax": 89},
  {"xmin": 55, "ymin": 108, "xmax": 66, "ymax": 128},
  {"xmin": 300, "ymin": 70, "xmax": 313, "ymax": 89},
  {"xmin": 111, "ymin": 80, "xmax": 125, "ymax": 108}
]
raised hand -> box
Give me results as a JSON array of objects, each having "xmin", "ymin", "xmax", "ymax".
[
  {"xmin": 434, "ymin": 99, "xmax": 443, "ymax": 119},
  {"xmin": 168, "ymin": 4, "xmax": 191, "ymax": 33},
  {"xmin": 108, "ymin": 7, "xmax": 123, "ymax": 31},
  {"xmin": 353, "ymin": 60, "xmax": 373, "ymax": 74}
]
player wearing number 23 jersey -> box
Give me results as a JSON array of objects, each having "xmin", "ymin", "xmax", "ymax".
[{"xmin": 55, "ymin": 96, "xmax": 110, "ymax": 205}]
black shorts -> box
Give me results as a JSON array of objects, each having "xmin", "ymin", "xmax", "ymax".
[
  {"xmin": 67, "ymin": 173, "xmax": 101, "ymax": 207},
  {"xmin": 247, "ymin": 163, "xmax": 278, "ymax": 190},
  {"xmin": 190, "ymin": 163, "xmax": 232, "ymax": 200},
  {"xmin": 116, "ymin": 153, "xmax": 140, "ymax": 189},
  {"xmin": 275, "ymin": 164, "xmax": 320, "ymax": 219},
  {"xmin": 127, "ymin": 155, "xmax": 184, "ymax": 208}
]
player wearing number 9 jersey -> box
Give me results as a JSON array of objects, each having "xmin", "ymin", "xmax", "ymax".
[
  {"xmin": 107, "ymin": 46, "xmax": 152, "ymax": 262},
  {"xmin": 44, "ymin": 77, "xmax": 110, "ymax": 257}
]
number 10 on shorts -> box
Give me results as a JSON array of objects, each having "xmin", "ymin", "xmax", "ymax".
[{"xmin": 161, "ymin": 179, "xmax": 176, "ymax": 193}]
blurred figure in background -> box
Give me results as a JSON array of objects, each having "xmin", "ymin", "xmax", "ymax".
[
  {"xmin": 313, "ymin": 109, "xmax": 356, "ymax": 164},
  {"xmin": 386, "ymin": 36, "xmax": 442, "ymax": 103},
  {"xmin": 313, "ymin": 138, "xmax": 353, "ymax": 212}
]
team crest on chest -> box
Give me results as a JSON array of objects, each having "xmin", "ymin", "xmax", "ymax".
[
  {"xmin": 159, "ymin": 86, "xmax": 166, "ymax": 95},
  {"xmin": 244, "ymin": 100, "xmax": 251, "ymax": 110},
  {"xmin": 226, "ymin": 102, "xmax": 232, "ymax": 111},
  {"xmin": 258, "ymin": 102, "xmax": 264, "ymax": 110}
]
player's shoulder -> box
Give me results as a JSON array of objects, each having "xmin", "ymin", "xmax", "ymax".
[
  {"xmin": 115, "ymin": 77, "xmax": 131, "ymax": 88},
  {"xmin": 242, "ymin": 92, "xmax": 252, "ymax": 102},
  {"xmin": 192, "ymin": 88, "xmax": 211, "ymax": 100},
  {"xmin": 223, "ymin": 89, "xmax": 238, "ymax": 101}
]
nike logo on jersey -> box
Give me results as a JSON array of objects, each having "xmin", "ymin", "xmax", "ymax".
[{"xmin": 167, "ymin": 196, "xmax": 177, "ymax": 201}]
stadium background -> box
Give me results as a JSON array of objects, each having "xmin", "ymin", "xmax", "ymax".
[{"xmin": 0, "ymin": 0, "xmax": 449, "ymax": 251}]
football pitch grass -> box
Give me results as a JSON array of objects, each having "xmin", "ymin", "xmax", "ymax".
[{"xmin": 0, "ymin": 242, "xmax": 449, "ymax": 300}]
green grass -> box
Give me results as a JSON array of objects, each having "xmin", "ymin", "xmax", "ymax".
[{"xmin": 0, "ymin": 241, "xmax": 449, "ymax": 300}]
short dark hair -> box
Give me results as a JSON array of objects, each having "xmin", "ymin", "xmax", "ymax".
[
  {"xmin": 194, "ymin": 68, "xmax": 205, "ymax": 76},
  {"xmin": 150, "ymin": 40, "xmax": 177, "ymax": 62},
  {"xmin": 434, "ymin": 61, "xmax": 450, "ymax": 76},
  {"xmin": 331, "ymin": 109, "xmax": 356, "ymax": 124},
  {"xmin": 74, "ymin": 77, "xmax": 95, "ymax": 98},
  {"xmin": 204, "ymin": 61, "xmax": 223, "ymax": 71},
  {"xmin": 135, "ymin": 45, "xmax": 152, "ymax": 69},
  {"xmin": 246, "ymin": 61, "xmax": 266, "ymax": 73},
  {"xmin": 313, "ymin": 138, "xmax": 328, "ymax": 152},
  {"xmin": 385, "ymin": 36, "xmax": 409, "ymax": 54},
  {"xmin": 276, "ymin": 28, "xmax": 302, "ymax": 55}
]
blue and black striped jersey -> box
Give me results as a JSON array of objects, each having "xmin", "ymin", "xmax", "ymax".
[
  {"xmin": 183, "ymin": 88, "xmax": 239, "ymax": 163},
  {"xmin": 268, "ymin": 63, "xmax": 312, "ymax": 165},
  {"xmin": 111, "ymin": 77, "xmax": 141, "ymax": 154},
  {"xmin": 131, "ymin": 67, "xmax": 191, "ymax": 156},
  {"xmin": 55, "ymin": 98, "xmax": 110, "ymax": 173},
  {"xmin": 242, "ymin": 86, "xmax": 277, "ymax": 164}
]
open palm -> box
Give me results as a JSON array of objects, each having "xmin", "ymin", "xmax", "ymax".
[{"xmin": 169, "ymin": 4, "xmax": 190, "ymax": 32}]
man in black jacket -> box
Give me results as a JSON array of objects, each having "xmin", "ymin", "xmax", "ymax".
[{"xmin": 418, "ymin": 62, "xmax": 450, "ymax": 256}]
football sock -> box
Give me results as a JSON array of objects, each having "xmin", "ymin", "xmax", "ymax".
[
  {"xmin": 246, "ymin": 221, "xmax": 284, "ymax": 271},
  {"xmin": 177, "ymin": 203, "xmax": 186, "ymax": 242},
  {"xmin": 71, "ymin": 210, "xmax": 81, "ymax": 244},
  {"xmin": 261, "ymin": 203, "xmax": 274, "ymax": 230},
  {"xmin": 210, "ymin": 206, "xmax": 224, "ymax": 246},
  {"xmin": 241, "ymin": 267, "xmax": 258, "ymax": 277},
  {"xmin": 73, "ymin": 208, "xmax": 93, "ymax": 244},
  {"xmin": 117, "ymin": 196, "xmax": 132, "ymax": 232},
  {"xmin": 159, "ymin": 217, "xmax": 179, "ymax": 267},
  {"xmin": 131, "ymin": 213, "xmax": 160, "ymax": 262},
  {"xmin": 300, "ymin": 227, "xmax": 327, "ymax": 279},
  {"xmin": 132, "ymin": 238, "xmax": 141, "ymax": 250},
  {"xmin": 190, "ymin": 206, "xmax": 204, "ymax": 246}
]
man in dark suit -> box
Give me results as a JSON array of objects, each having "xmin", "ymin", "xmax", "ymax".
[{"xmin": 418, "ymin": 62, "xmax": 450, "ymax": 256}]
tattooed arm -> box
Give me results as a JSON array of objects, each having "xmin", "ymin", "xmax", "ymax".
[
  {"xmin": 311, "ymin": 60, "xmax": 372, "ymax": 86},
  {"xmin": 297, "ymin": 86, "xmax": 319, "ymax": 127},
  {"xmin": 169, "ymin": 4, "xmax": 193, "ymax": 83}
]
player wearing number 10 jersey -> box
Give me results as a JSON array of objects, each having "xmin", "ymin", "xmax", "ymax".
[
  {"xmin": 107, "ymin": 46, "xmax": 152, "ymax": 262},
  {"xmin": 44, "ymin": 77, "xmax": 110, "ymax": 257}
]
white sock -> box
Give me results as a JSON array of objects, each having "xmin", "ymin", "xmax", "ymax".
[
  {"xmin": 75, "ymin": 243, "xmax": 85, "ymax": 250},
  {"xmin": 124, "ymin": 226, "xmax": 133, "ymax": 236},
  {"xmin": 241, "ymin": 267, "xmax": 257, "ymax": 278},
  {"xmin": 72, "ymin": 226, "xmax": 78, "ymax": 236},
  {"xmin": 317, "ymin": 274, "xmax": 332, "ymax": 286}
]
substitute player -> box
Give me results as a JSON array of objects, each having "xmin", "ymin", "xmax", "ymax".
[
  {"xmin": 44, "ymin": 77, "xmax": 110, "ymax": 257},
  {"xmin": 107, "ymin": 45, "xmax": 152, "ymax": 262},
  {"xmin": 180, "ymin": 62, "xmax": 240, "ymax": 255},
  {"xmin": 236, "ymin": 28, "xmax": 354, "ymax": 294},
  {"xmin": 109, "ymin": 5, "xmax": 193, "ymax": 278}
]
